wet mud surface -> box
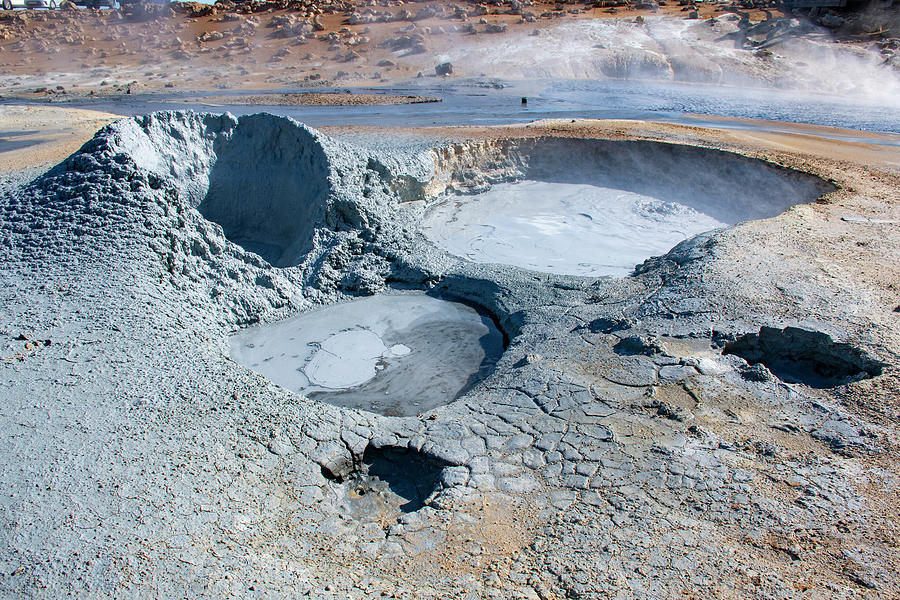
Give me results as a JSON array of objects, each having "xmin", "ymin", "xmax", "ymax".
[{"xmin": 230, "ymin": 292, "xmax": 503, "ymax": 417}]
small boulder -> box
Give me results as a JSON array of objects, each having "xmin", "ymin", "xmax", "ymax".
[
  {"xmin": 435, "ymin": 61, "xmax": 453, "ymax": 76},
  {"xmin": 819, "ymin": 13, "xmax": 845, "ymax": 29}
]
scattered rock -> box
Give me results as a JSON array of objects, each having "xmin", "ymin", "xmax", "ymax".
[
  {"xmin": 199, "ymin": 31, "xmax": 225, "ymax": 43},
  {"xmin": 740, "ymin": 362, "xmax": 774, "ymax": 382},
  {"xmin": 435, "ymin": 61, "xmax": 453, "ymax": 76},
  {"xmin": 819, "ymin": 13, "xmax": 845, "ymax": 29}
]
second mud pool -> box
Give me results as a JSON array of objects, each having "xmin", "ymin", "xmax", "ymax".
[
  {"xmin": 229, "ymin": 292, "xmax": 504, "ymax": 417},
  {"xmin": 422, "ymin": 137, "xmax": 835, "ymax": 277}
]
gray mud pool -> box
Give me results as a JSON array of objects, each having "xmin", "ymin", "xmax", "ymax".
[
  {"xmin": 421, "ymin": 180, "xmax": 729, "ymax": 277},
  {"xmin": 229, "ymin": 292, "xmax": 503, "ymax": 417},
  {"xmin": 419, "ymin": 137, "xmax": 833, "ymax": 277}
]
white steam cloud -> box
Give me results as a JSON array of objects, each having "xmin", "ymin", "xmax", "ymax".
[{"xmin": 426, "ymin": 16, "xmax": 900, "ymax": 102}]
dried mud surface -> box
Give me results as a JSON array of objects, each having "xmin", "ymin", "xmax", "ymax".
[{"xmin": 0, "ymin": 111, "xmax": 898, "ymax": 600}]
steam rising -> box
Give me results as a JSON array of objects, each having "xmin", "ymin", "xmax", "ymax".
[{"xmin": 432, "ymin": 16, "xmax": 900, "ymax": 101}]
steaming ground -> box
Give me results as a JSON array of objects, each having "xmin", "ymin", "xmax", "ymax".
[
  {"xmin": 1, "ymin": 3, "xmax": 899, "ymax": 106},
  {"xmin": 440, "ymin": 17, "xmax": 900, "ymax": 99},
  {"xmin": 1, "ymin": 112, "xmax": 899, "ymax": 598}
]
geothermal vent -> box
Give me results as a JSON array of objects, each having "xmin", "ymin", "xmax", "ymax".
[
  {"xmin": 230, "ymin": 292, "xmax": 504, "ymax": 417},
  {"xmin": 110, "ymin": 111, "xmax": 334, "ymax": 267},
  {"xmin": 422, "ymin": 138, "xmax": 834, "ymax": 276}
]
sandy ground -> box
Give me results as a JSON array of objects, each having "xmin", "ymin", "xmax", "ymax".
[
  {"xmin": 172, "ymin": 92, "xmax": 441, "ymax": 106},
  {"xmin": 0, "ymin": 105, "xmax": 121, "ymax": 173}
]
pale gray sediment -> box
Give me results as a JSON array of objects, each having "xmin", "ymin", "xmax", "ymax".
[
  {"xmin": 0, "ymin": 112, "xmax": 897, "ymax": 598},
  {"xmin": 229, "ymin": 291, "xmax": 503, "ymax": 417},
  {"xmin": 0, "ymin": 163, "xmax": 54, "ymax": 195}
]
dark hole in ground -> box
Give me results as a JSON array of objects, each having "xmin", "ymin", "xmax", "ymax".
[
  {"xmin": 589, "ymin": 317, "xmax": 630, "ymax": 335},
  {"xmin": 723, "ymin": 326, "xmax": 886, "ymax": 389},
  {"xmin": 320, "ymin": 462, "xmax": 350, "ymax": 483},
  {"xmin": 359, "ymin": 446, "xmax": 454, "ymax": 513},
  {"xmin": 613, "ymin": 336, "xmax": 660, "ymax": 356}
]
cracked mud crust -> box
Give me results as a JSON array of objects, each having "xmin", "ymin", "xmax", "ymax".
[{"xmin": 0, "ymin": 113, "xmax": 898, "ymax": 599}]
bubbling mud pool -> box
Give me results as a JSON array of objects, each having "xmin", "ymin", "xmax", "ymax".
[
  {"xmin": 421, "ymin": 180, "xmax": 729, "ymax": 277},
  {"xmin": 229, "ymin": 292, "xmax": 504, "ymax": 417}
]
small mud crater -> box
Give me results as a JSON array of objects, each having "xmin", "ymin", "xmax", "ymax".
[
  {"xmin": 724, "ymin": 326, "xmax": 886, "ymax": 388},
  {"xmin": 326, "ymin": 446, "xmax": 455, "ymax": 518}
]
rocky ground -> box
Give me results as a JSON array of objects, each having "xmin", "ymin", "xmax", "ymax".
[
  {"xmin": 0, "ymin": 0, "xmax": 897, "ymax": 100},
  {"xmin": 0, "ymin": 110, "xmax": 898, "ymax": 600}
]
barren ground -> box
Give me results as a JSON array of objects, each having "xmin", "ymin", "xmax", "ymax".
[
  {"xmin": 0, "ymin": 1, "xmax": 763, "ymax": 94},
  {"xmin": 1, "ymin": 0, "xmax": 897, "ymax": 98},
  {"xmin": 0, "ymin": 2, "xmax": 899, "ymax": 600}
]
